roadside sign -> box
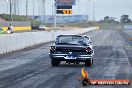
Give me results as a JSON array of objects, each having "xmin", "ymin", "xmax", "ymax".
[
  {"xmin": 56, "ymin": 9, "xmax": 72, "ymax": 14},
  {"xmin": 63, "ymin": 9, "xmax": 72, "ymax": 14},
  {"xmin": 57, "ymin": 6, "xmax": 72, "ymax": 9},
  {"xmin": 55, "ymin": 0, "xmax": 74, "ymax": 15},
  {"xmin": 55, "ymin": 0, "xmax": 76, "ymax": 6}
]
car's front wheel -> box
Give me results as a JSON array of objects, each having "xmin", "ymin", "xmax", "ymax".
[
  {"xmin": 51, "ymin": 59, "xmax": 60, "ymax": 66},
  {"xmin": 85, "ymin": 59, "xmax": 93, "ymax": 67}
]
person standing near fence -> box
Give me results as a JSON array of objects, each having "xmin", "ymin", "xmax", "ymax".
[{"xmin": 7, "ymin": 24, "xmax": 13, "ymax": 34}]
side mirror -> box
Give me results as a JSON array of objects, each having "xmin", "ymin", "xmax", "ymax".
[
  {"xmin": 55, "ymin": 40, "xmax": 59, "ymax": 44},
  {"xmin": 55, "ymin": 41, "xmax": 57, "ymax": 44}
]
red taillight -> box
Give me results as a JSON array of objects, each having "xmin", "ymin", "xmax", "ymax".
[
  {"xmin": 50, "ymin": 46, "xmax": 56, "ymax": 52},
  {"xmin": 86, "ymin": 47, "xmax": 92, "ymax": 53}
]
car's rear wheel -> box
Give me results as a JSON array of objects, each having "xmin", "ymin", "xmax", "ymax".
[
  {"xmin": 85, "ymin": 59, "xmax": 93, "ymax": 67},
  {"xmin": 51, "ymin": 59, "xmax": 60, "ymax": 66}
]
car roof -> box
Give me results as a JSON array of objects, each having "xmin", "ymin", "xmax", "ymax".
[{"xmin": 57, "ymin": 35, "xmax": 83, "ymax": 37}]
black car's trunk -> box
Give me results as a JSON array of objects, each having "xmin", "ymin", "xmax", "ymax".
[{"xmin": 55, "ymin": 45, "xmax": 86, "ymax": 52}]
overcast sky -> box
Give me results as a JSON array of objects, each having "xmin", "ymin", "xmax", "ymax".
[{"xmin": 0, "ymin": 0, "xmax": 132, "ymax": 21}]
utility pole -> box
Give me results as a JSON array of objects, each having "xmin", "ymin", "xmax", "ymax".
[
  {"xmin": 9, "ymin": 0, "xmax": 13, "ymax": 21},
  {"xmin": 52, "ymin": 4, "xmax": 54, "ymax": 26},
  {"xmin": 6, "ymin": 0, "xmax": 9, "ymax": 14},
  {"xmin": 43, "ymin": 0, "xmax": 46, "ymax": 25},
  {"xmin": 88, "ymin": 0, "xmax": 90, "ymax": 21},
  {"xmin": 17, "ymin": 0, "xmax": 19, "ymax": 15},
  {"xmin": 13, "ymin": 0, "xmax": 17, "ymax": 15},
  {"xmin": 33, "ymin": 0, "xmax": 35, "ymax": 19},
  {"xmin": 54, "ymin": 1, "xmax": 56, "ymax": 27},
  {"xmin": 77, "ymin": 0, "xmax": 80, "ymax": 23},
  {"xmin": 26, "ymin": 0, "xmax": 28, "ymax": 21},
  {"xmin": 92, "ymin": 0, "xmax": 95, "ymax": 21},
  {"xmin": 10, "ymin": 0, "xmax": 12, "ymax": 20}
]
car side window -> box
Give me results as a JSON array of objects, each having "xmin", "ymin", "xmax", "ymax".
[{"xmin": 55, "ymin": 37, "xmax": 59, "ymax": 44}]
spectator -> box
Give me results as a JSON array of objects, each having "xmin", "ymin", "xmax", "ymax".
[{"xmin": 7, "ymin": 24, "xmax": 13, "ymax": 34}]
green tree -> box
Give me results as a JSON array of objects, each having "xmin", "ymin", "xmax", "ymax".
[
  {"xmin": 120, "ymin": 15, "xmax": 131, "ymax": 23},
  {"xmin": 104, "ymin": 16, "xmax": 110, "ymax": 22}
]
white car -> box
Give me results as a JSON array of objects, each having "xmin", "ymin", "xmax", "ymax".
[{"xmin": 38, "ymin": 25, "xmax": 47, "ymax": 30}]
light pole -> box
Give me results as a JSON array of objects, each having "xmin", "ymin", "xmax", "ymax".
[
  {"xmin": 9, "ymin": 0, "xmax": 13, "ymax": 21},
  {"xmin": 33, "ymin": 0, "xmax": 35, "ymax": 20},
  {"xmin": 53, "ymin": 0, "xmax": 56, "ymax": 27},
  {"xmin": 92, "ymin": 0, "xmax": 95, "ymax": 21},
  {"xmin": 26, "ymin": 0, "xmax": 28, "ymax": 21},
  {"xmin": 52, "ymin": 4, "xmax": 54, "ymax": 26},
  {"xmin": 6, "ymin": 0, "xmax": 9, "ymax": 14},
  {"xmin": 88, "ymin": 0, "xmax": 90, "ymax": 21},
  {"xmin": 13, "ymin": 0, "xmax": 17, "ymax": 15},
  {"xmin": 43, "ymin": 0, "xmax": 46, "ymax": 25},
  {"xmin": 17, "ymin": 0, "xmax": 19, "ymax": 15},
  {"xmin": 77, "ymin": 0, "xmax": 80, "ymax": 22}
]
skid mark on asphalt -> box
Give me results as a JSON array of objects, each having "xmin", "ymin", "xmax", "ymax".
[
  {"xmin": 0, "ymin": 64, "xmax": 51, "ymax": 88},
  {"xmin": 0, "ymin": 55, "xmax": 51, "ymax": 88},
  {"xmin": 0, "ymin": 59, "xmax": 32, "ymax": 72},
  {"xmin": 0, "ymin": 53, "xmax": 48, "ymax": 72},
  {"xmin": 39, "ymin": 72, "xmax": 76, "ymax": 88}
]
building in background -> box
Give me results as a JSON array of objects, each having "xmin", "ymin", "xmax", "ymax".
[{"xmin": 34, "ymin": 15, "xmax": 88, "ymax": 24}]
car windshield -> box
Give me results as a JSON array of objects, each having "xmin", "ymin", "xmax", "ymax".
[
  {"xmin": 56, "ymin": 36, "xmax": 85, "ymax": 45},
  {"xmin": 39, "ymin": 25, "xmax": 45, "ymax": 27}
]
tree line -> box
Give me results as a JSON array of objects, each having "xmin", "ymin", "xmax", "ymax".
[{"xmin": 103, "ymin": 15, "xmax": 131, "ymax": 23}]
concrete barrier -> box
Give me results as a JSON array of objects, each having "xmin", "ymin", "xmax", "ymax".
[
  {"xmin": 0, "ymin": 27, "xmax": 97, "ymax": 54},
  {"xmin": 2, "ymin": 26, "xmax": 32, "ymax": 31},
  {"xmin": 0, "ymin": 21, "xmax": 31, "ymax": 31},
  {"xmin": 98, "ymin": 23, "xmax": 123, "ymax": 30}
]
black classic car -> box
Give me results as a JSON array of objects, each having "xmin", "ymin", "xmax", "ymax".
[{"xmin": 49, "ymin": 35, "xmax": 94, "ymax": 67}]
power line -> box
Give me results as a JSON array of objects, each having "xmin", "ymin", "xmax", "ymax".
[
  {"xmin": 96, "ymin": 2, "xmax": 132, "ymax": 4},
  {"xmin": 96, "ymin": 5, "xmax": 132, "ymax": 7}
]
